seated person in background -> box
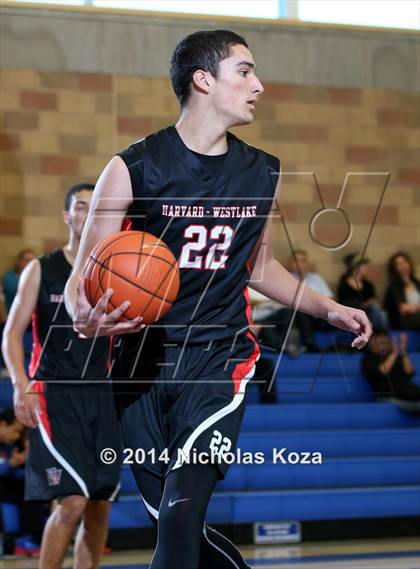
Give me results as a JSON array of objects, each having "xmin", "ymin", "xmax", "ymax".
[
  {"xmin": 362, "ymin": 329, "xmax": 420, "ymax": 411},
  {"xmin": 0, "ymin": 409, "xmax": 25, "ymax": 488},
  {"xmin": 338, "ymin": 253, "xmax": 388, "ymax": 330},
  {"xmin": 0, "ymin": 409, "xmax": 45, "ymax": 554},
  {"xmin": 290, "ymin": 249, "xmax": 333, "ymax": 300},
  {"xmin": 249, "ymin": 250, "xmax": 334, "ymax": 353},
  {"xmin": 289, "ymin": 249, "xmax": 335, "ymax": 335},
  {"xmin": 384, "ymin": 251, "xmax": 420, "ymax": 330},
  {"xmin": 248, "ymin": 288, "xmax": 301, "ymax": 355},
  {"xmin": 248, "ymin": 288, "xmax": 282, "ymax": 327},
  {"xmin": 1, "ymin": 249, "xmax": 37, "ymax": 314},
  {"xmin": 1, "ymin": 249, "xmax": 36, "ymax": 366}
]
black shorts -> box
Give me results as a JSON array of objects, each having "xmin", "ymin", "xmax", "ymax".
[
  {"xmin": 115, "ymin": 332, "xmax": 259, "ymax": 483},
  {"xmin": 26, "ymin": 382, "xmax": 122, "ymax": 501}
]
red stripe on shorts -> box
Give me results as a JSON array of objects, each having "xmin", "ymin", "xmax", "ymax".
[
  {"xmin": 31, "ymin": 381, "xmax": 52, "ymax": 440},
  {"xmin": 28, "ymin": 309, "xmax": 41, "ymax": 379},
  {"xmin": 231, "ymin": 331, "xmax": 260, "ymax": 395}
]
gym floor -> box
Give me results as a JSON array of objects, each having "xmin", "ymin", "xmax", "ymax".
[{"xmin": 3, "ymin": 538, "xmax": 420, "ymax": 568}]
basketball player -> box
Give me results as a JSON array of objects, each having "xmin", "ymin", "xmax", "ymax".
[
  {"xmin": 2, "ymin": 184, "xmax": 121, "ymax": 569},
  {"xmin": 64, "ymin": 31, "xmax": 372, "ymax": 569}
]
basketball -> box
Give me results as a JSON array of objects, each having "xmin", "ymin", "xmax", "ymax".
[{"xmin": 83, "ymin": 231, "xmax": 180, "ymax": 324}]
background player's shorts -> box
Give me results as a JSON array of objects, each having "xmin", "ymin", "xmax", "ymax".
[
  {"xmin": 116, "ymin": 332, "xmax": 259, "ymax": 483},
  {"xmin": 25, "ymin": 382, "xmax": 121, "ymax": 501}
]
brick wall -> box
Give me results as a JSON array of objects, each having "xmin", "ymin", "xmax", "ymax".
[{"xmin": 0, "ymin": 69, "xmax": 418, "ymax": 297}]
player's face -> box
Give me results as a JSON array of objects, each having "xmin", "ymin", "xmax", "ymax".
[
  {"xmin": 211, "ymin": 44, "xmax": 264, "ymax": 127},
  {"xmin": 64, "ymin": 190, "xmax": 93, "ymax": 238}
]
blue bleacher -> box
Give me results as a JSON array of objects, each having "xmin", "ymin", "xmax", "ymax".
[
  {"xmin": 242, "ymin": 402, "xmax": 420, "ymax": 429},
  {"xmin": 109, "ymin": 495, "xmax": 151, "ymax": 529},
  {"xmin": 109, "ymin": 333, "xmax": 420, "ymax": 531},
  {"xmin": 0, "ymin": 502, "xmax": 20, "ymax": 533},
  {"xmin": 0, "ymin": 381, "xmax": 13, "ymax": 409},
  {"xmin": 207, "ymin": 486, "xmax": 420, "ymax": 523},
  {"xmin": 118, "ymin": 455, "xmax": 420, "ymax": 493},
  {"xmin": 237, "ymin": 428, "xmax": 420, "ymax": 456},
  {"xmin": 218, "ymin": 456, "xmax": 420, "ymax": 490},
  {"xmin": 111, "ymin": 480, "xmax": 420, "ymax": 528},
  {"xmin": 260, "ymin": 351, "xmax": 420, "ymax": 378},
  {"xmin": 2, "ymin": 328, "xmax": 420, "ymax": 536}
]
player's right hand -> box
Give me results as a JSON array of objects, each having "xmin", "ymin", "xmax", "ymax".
[
  {"xmin": 13, "ymin": 384, "xmax": 39, "ymax": 428},
  {"xmin": 73, "ymin": 278, "xmax": 145, "ymax": 338}
]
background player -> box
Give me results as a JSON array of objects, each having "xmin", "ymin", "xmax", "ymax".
[
  {"xmin": 2, "ymin": 184, "xmax": 121, "ymax": 569},
  {"xmin": 64, "ymin": 31, "xmax": 371, "ymax": 569}
]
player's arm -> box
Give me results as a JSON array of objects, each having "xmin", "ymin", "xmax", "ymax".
[
  {"xmin": 249, "ymin": 212, "xmax": 371, "ymax": 350},
  {"xmin": 249, "ymin": 216, "xmax": 334, "ymax": 316},
  {"xmin": 64, "ymin": 156, "xmax": 145, "ymax": 337},
  {"xmin": 1, "ymin": 260, "xmax": 41, "ymax": 427}
]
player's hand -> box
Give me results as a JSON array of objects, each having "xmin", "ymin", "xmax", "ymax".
[
  {"xmin": 326, "ymin": 306, "xmax": 372, "ymax": 350},
  {"xmin": 73, "ymin": 278, "xmax": 145, "ymax": 338},
  {"xmin": 13, "ymin": 384, "xmax": 40, "ymax": 429}
]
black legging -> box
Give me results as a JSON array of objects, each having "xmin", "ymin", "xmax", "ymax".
[{"xmin": 135, "ymin": 465, "xmax": 250, "ymax": 569}]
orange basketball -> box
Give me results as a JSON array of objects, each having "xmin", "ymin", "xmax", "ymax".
[{"xmin": 83, "ymin": 231, "xmax": 180, "ymax": 324}]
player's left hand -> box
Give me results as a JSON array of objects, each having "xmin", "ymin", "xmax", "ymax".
[{"xmin": 326, "ymin": 306, "xmax": 372, "ymax": 350}]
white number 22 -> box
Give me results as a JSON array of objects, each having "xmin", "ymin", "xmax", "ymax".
[{"xmin": 179, "ymin": 224, "xmax": 234, "ymax": 270}]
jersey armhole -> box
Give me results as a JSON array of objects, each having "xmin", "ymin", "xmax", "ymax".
[
  {"xmin": 265, "ymin": 154, "xmax": 281, "ymax": 197},
  {"xmin": 116, "ymin": 145, "xmax": 145, "ymax": 199}
]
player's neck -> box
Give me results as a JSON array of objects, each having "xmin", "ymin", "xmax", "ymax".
[
  {"xmin": 175, "ymin": 112, "xmax": 228, "ymax": 155},
  {"xmin": 62, "ymin": 234, "xmax": 80, "ymax": 267}
]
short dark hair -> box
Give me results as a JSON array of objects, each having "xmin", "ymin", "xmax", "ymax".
[
  {"xmin": 0, "ymin": 408, "xmax": 17, "ymax": 425},
  {"xmin": 64, "ymin": 183, "xmax": 95, "ymax": 212},
  {"xmin": 170, "ymin": 29, "xmax": 248, "ymax": 108}
]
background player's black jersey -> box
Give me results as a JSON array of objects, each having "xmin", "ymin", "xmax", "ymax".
[
  {"xmin": 29, "ymin": 249, "xmax": 109, "ymax": 382},
  {"xmin": 116, "ymin": 125, "xmax": 280, "ymax": 348}
]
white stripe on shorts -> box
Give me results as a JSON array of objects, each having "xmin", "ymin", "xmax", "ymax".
[
  {"xmin": 37, "ymin": 412, "xmax": 90, "ymax": 498},
  {"xmin": 140, "ymin": 492, "xmax": 159, "ymax": 519},
  {"xmin": 171, "ymin": 364, "xmax": 255, "ymax": 471},
  {"xmin": 109, "ymin": 481, "xmax": 121, "ymax": 502}
]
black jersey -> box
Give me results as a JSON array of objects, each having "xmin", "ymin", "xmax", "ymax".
[
  {"xmin": 116, "ymin": 125, "xmax": 280, "ymax": 347},
  {"xmin": 29, "ymin": 249, "xmax": 109, "ymax": 382}
]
